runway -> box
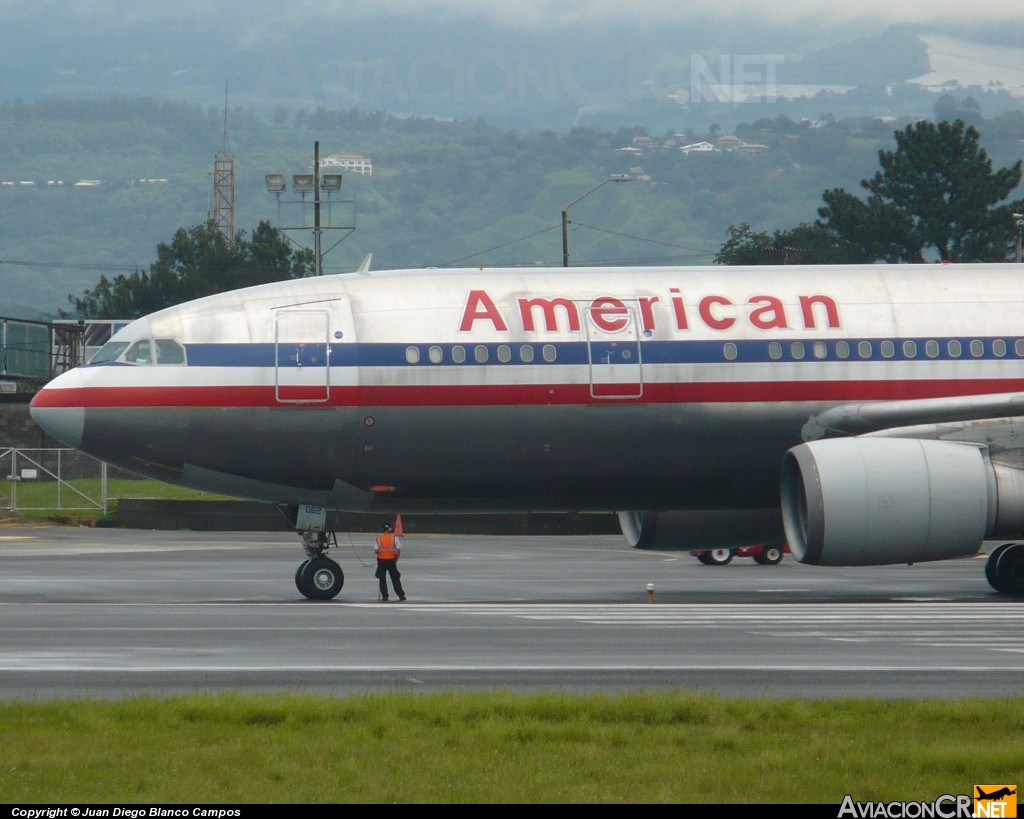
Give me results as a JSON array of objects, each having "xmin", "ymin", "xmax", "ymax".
[{"xmin": 1, "ymin": 525, "xmax": 1022, "ymax": 700}]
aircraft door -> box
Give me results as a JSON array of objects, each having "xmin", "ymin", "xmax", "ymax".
[
  {"xmin": 582, "ymin": 299, "xmax": 644, "ymax": 399},
  {"xmin": 275, "ymin": 309, "xmax": 330, "ymax": 403}
]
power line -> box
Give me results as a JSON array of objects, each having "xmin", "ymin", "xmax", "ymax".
[
  {"xmin": 438, "ymin": 220, "xmax": 719, "ymax": 269},
  {"xmin": 571, "ymin": 251, "xmax": 717, "ymax": 266},
  {"xmin": 439, "ymin": 225, "xmax": 560, "ymax": 267},
  {"xmin": 0, "ymin": 259, "xmax": 140, "ymax": 272},
  {"xmin": 570, "ymin": 220, "xmax": 717, "ymax": 255}
]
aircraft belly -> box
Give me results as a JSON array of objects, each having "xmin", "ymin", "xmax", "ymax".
[{"xmin": 80, "ymin": 402, "xmax": 807, "ymax": 511}]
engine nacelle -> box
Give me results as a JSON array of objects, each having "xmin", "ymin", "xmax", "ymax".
[
  {"xmin": 781, "ymin": 437, "xmax": 1024, "ymax": 566},
  {"xmin": 617, "ymin": 509, "xmax": 784, "ymax": 551}
]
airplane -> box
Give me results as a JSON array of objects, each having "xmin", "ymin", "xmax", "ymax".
[
  {"xmin": 28, "ymin": 261, "xmax": 1024, "ymax": 600},
  {"xmin": 976, "ymin": 787, "xmax": 1016, "ymax": 801}
]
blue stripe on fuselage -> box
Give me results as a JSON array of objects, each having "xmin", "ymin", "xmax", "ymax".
[{"xmin": 79, "ymin": 337, "xmax": 1024, "ymax": 368}]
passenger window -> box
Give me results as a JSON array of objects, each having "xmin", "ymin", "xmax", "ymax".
[
  {"xmin": 542, "ymin": 345, "xmax": 557, "ymax": 363},
  {"xmin": 124, "ymin": 340, "xmax": 152, "ymax": 364},
  {"xmin": 497, "ymin": 345, "xmax": 512, "ymax": 363},
  {"xmin": 519, "ymin": 345, "xmax": 535, "ymax": 363},
  {"xmin": 812, "ymin": 342, "xmax": 827, "ymax": 360},
  {"xmin": 925, "ymin": 340, "xmax": 940, "ymax": 358},
  {"xmin": 858, "ymin": 341, "xmax": 873, "ymax": 359},
  {"xmin": 405, "ymin": 346, "xmax": 421, "ymax": 364},
  {"xmin": 948, "ymin": 340, "xmax": 962, "ymax": 358},
  {"xmin": 474, "ymin": 345, "xmax": 489, "ymax": 363},
  {"xmin": 768, "ymin": 342, "xmax": 783, "ymax": 361},
  {"xmin": 723, "ymin": 342, "xmax": 738, "ymax": 361},
  {"xmin": 993, "ymin": 339, "xmax": 1007, "ymax": 358},
  {"xmin": 428, "ymin": 346, "xmax": 443, "ymax": 364},
  {"xmin": 452, "ymin": 346, "xmax": 466, "ymax": 364},
  {"xmin": 835, "ymin": 341, "xmax": 850, "ymax": 359},
  {"xmin": 902, "ymin": 341, "xmax": 917, "ymax": 358},
  {"xmin": 970, "ymin": 339, "xmax": 985, "ymax": 358},
  {"xmin": 880, "ymin": 340, "xmax": 895, "ymax": 359},
  {"xmin": 155, "ymin": 339, "xmax": 185, "ymax": 365},
  {"xmin": 790, "ymin": 342, "xmax": 805, "ymax": 360}
]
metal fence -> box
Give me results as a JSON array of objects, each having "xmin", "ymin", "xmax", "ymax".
[{"xmin": 1, "ymin": 447, "xmax": 107, "ymax": 513}]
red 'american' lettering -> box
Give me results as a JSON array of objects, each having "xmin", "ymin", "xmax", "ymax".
[{"xmin": 458, "ymin": 289, "xmax": 840, "ymax": 334}]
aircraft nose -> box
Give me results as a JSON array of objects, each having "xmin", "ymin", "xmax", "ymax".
[{"xmin": 29, "ymin": 370, "xmax": 86, "ymax": 449}]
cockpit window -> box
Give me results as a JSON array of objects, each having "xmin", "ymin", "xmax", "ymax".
[
  {"xmin": 155, "ymin": 339, "xmax": 185, "ymax": 365},
  {"xmin": 124, "ymin": 340, "xmax": 152, "ymax": 364},
  {"xmin": 89, "ymin": 341, "xmax": 129, "ymax": 364},
  {"xmin": 90, "ymin": 337, "xmax": 186, "ymax": 365}
]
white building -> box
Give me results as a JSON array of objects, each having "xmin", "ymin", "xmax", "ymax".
[{"xmin": 320, "ymin": 153, "xmax": 373, "ymax": 176}]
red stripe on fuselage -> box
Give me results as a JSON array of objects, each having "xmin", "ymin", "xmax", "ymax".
[{"xmin": 30, "ymin": 379, "xmax": 1024, "ymax": 409}]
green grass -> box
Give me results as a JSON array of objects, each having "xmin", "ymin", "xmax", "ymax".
[
  {"xmin": 1, "ymin": 477, "xmax": 227, "ymax": 524},
  {"xmin": 1, "ymin": 692, "xmax": 1021, "ymax": 803}
]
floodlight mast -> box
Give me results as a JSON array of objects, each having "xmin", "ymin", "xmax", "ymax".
[
  {"xmin": 264, "ymin": 141, "xmax": 355, "ymax": 276},
  {"xmin": 314, "ymin": 141, "xmax": 322, "ymax": 277}
]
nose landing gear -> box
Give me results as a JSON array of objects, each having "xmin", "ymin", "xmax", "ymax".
[{"xmin": 295, "ymin": 529, "xmax": 345, "ymax": 600}]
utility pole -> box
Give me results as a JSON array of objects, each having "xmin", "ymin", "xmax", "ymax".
[
  {"xmin": 1014, "ymin": 213, "xmax": 1023, "ymax": 264},
  {"xmin": 561, "ymin": 174, "xmax": 631, "ymax": 267}
]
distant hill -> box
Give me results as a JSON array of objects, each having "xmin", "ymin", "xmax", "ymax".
[
  {"xmin": 787, "ymin": 26, "xmax": 931, "ymax": 85},
  {"xmin": 1, "ymin": 14, "xmax": 1022, "ymax": 130},
  {"xmin": 1, "ymin": 97, "xmax": 1023, "ymax": 318}
]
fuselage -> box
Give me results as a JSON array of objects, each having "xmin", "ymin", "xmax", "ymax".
[{"xmin": 29, "ymin": 263, "xmax": 1024, "ymax": 514}]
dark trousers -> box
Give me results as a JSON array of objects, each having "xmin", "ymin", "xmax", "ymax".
[{"xmin": 376, "ymin": 558, "xmax": 405, "ymax": 599}]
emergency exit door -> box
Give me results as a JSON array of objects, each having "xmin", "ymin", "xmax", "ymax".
[
  {"xmin": 274, "ymin": 309, "xmax": 330, "ymax": 403},
  {"xmin": 582, "ymin": 301, "xmax": 644, "ymax": 399}
]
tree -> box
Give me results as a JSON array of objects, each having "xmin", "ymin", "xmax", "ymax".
[
  {"xmin": 817, "ymin": 187, "xmax": 921, "ymax": 263},
  {"xmin": 817, "ymin": 120, "xmax": 1023, "ymax": 263},
  {"xmin": 714, "ymin": 222, "xmax": 862, "ymax": 265},
  {"xmin": 64, "ymin": 220, "xmax": 314, "ymax": 319},
  {"xmin": 714, "ymin": 224, "xmax": 781, "ymax": 265}
]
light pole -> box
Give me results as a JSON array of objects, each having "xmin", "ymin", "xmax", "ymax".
[
  {"xmin": 561, "ymin": 174, "xmax": 631, "ymax": 267},
  {"xmin": 265, "ymin": 140, "xmax": 353, "ymax": 276}
]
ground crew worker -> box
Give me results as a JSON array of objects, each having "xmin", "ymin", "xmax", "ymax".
[{"xmin": 374, "ymin": 522, "xmax": 406, "ymax": 602}]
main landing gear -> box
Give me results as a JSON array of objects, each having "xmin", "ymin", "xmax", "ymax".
[
  {"xmin": 295, "ymin": 529, "xmax": 345, "ymax": 600},
  {"xmin": 985, "ymin": 543, "xmax": 1024, "ymax": 596},
  {"xmin": 692, "ymin": 545, "xmax": 787, "ymax": 566}
]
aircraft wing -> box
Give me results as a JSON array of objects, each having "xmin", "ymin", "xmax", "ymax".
[{"xmin": 802, "ymin": 391, "xmax": 1024, "ymax": 448}]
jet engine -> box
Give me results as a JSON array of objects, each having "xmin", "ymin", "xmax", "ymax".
[
  {"xmin": 617, "ymin": 509, "xmax": 785, "ymax": 551},
  {"xmin": 781, "ymin": 437, "xmax": 1024, "ymax": 566}
]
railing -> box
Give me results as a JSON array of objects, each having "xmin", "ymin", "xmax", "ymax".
[{"xmin": 1, "ymin": 447, "xmax": 107, "ymax": 514}]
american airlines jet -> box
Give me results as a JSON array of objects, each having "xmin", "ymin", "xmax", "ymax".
[{"xmin": 29, "ymin": 262, "xmax": 1024, "ymax": 599}]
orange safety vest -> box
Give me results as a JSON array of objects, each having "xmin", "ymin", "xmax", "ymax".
[{"xmin": 376, "ymin": 531, "xmax": 398, "ymax": 560}]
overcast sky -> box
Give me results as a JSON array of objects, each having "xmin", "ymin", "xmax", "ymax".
[{"xmin": 4, "ymin": 0, "xmax": 1023, "ymax": 30}]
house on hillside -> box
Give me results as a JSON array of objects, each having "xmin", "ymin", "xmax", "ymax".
[
  {"xmin": 734, "ymin": 142, "xmax": 769, "ymax": 156},
  {"xmin": 320, "ymin": 153, "xmax": 373, "ymax": 176},
  {"xmin": 679, "ymin": 141, "xmax": 717, "ymax": 156}
]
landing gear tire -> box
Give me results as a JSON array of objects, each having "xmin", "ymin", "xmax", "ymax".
[
  {"xmin": 295, "ymin": 559, "xmax": 311, "ymax": 593},
  {"xmin": 754, "ymin": 546, "xmax": 784, "ymax": 565},
  {"xmin": 297, "ymin": 556, "xmax": 344, "ymax": 600},
  {"xmin": 698, "ymin": 548, "xmax": 734, "ymax": 566},
  {"xmin": 987, "ymin": 543, "xmax": 1024, "ymax": 596}
]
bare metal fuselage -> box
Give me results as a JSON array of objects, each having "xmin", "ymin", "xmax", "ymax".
[{"xmin": 30, "ymin": 263, "xmax": 1024, "ymax": 547}]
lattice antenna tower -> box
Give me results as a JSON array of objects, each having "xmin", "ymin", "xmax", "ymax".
[{"xmin": 210, "ymin": 80, "xmax": 235, "ymax": 247}]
